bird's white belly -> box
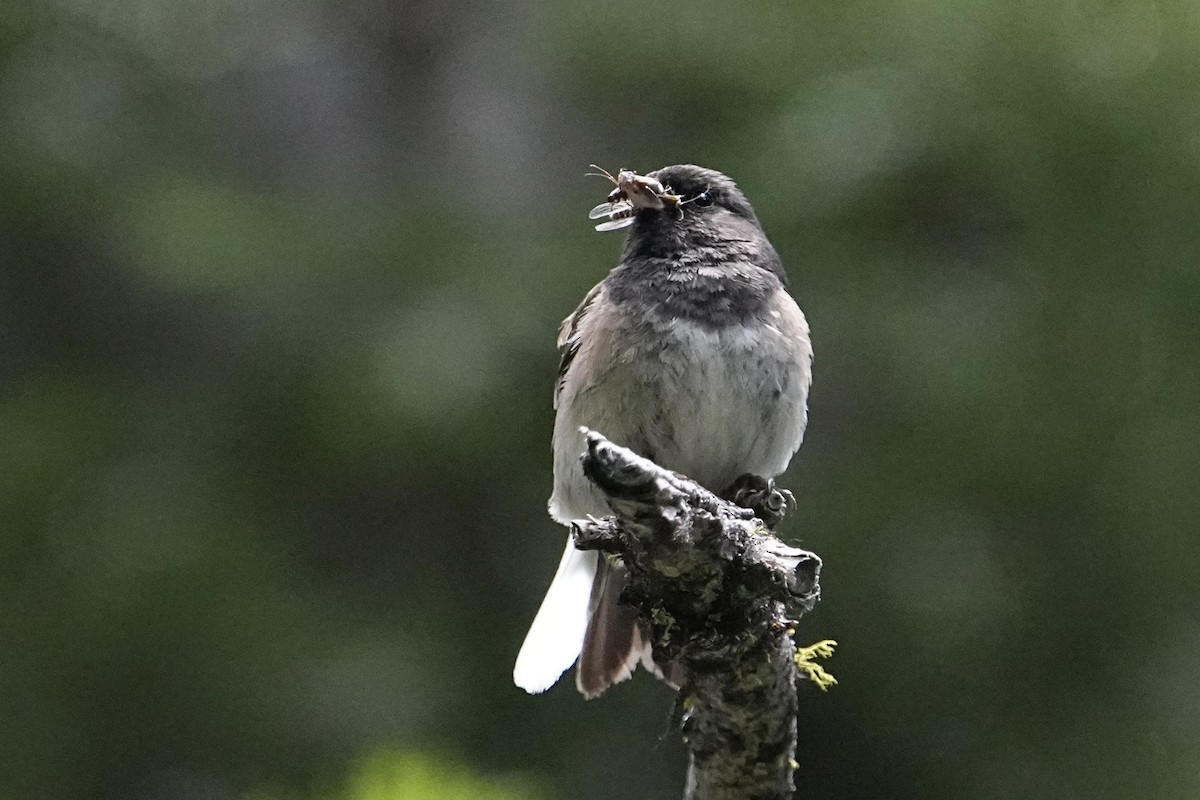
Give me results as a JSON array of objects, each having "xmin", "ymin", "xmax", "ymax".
[{"xmin": 550, "ymin": 309, "xmax": 811, "ymax": 523}]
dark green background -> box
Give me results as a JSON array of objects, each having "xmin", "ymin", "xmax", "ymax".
[{"xmin": 4, "ymin": 1, "xmax": 1197, "ymax": 798}]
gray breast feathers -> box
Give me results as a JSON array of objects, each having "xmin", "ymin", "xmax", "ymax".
[{"xmin": 549, "ymin": 285, "xmax": 811, "ymax": 523}]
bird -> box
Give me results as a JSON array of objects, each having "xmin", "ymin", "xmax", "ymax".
[{"xmin": 513, "ymin": 164, "xmax": 813, "ymax": 699}]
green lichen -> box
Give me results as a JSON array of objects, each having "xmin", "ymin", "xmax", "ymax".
[{"xmin": 795, "ymin": 639, "xmax": 838, "ymax": 691}]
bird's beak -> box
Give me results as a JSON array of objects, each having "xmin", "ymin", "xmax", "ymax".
[{"xmin": 587, "ymin": 169, "xmax": 681, "ymax": 232}]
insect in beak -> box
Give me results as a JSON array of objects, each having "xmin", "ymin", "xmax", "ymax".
[{"xmin": 586, "ymin": 165, "xmax": 684, "ymax": 231}]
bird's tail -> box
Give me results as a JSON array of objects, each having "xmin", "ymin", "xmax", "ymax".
[
  {"xmin": 576, "ymin": 558, "xmax": 647, "ymax": 699},
  {"xmin": 513, "ymin": 538, "xmax": 597, "ymax": 694}
]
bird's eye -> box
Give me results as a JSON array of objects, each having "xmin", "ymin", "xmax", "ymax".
[{"xmin": 692, "ymin": 191, "xmax": 713, "ymax": 207}]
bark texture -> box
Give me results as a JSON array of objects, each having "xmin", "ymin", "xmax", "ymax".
[{"xmin": 572, "ymin": 430, "xmax": 823, "ymax": 800}]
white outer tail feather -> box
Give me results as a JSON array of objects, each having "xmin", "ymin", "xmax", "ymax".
[{"xmin": 513, "ymin": 538, "xmax": 597, "ymax": 694}]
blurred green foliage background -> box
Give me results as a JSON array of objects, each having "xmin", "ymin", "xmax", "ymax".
[{"xmin": 3, "ymin": 0, "xmax": 1198, "ymax": 798}]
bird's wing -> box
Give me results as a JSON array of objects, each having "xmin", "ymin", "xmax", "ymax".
[{"xmin": 554, "ymin": 281, "xmax": 604, "ymax": 410}]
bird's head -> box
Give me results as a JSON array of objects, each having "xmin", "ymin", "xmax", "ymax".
[
  {"xmin": 588, "ymin": 164, "xmax": 762, "ymax": 240},
  {"xmin": 588, "ymin": 163, "xmax": 787, "ymax": 289}
]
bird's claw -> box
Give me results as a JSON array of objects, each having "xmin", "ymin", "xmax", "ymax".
[{"xmin": 721, "ymin": 474, "xmax": 796, "ymax": 529}]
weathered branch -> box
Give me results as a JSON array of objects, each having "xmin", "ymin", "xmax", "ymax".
[{"xmin": 572, "ymin": 430, "xmax": 824, "ymax": 800}]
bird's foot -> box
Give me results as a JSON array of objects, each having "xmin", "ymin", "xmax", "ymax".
[{"xmin": 722, "ymin": 473, "xmax": 796, "ymax": 529}]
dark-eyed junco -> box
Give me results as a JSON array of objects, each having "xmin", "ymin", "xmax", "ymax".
[{"xmin": 513, "ymin": 165, "xmax": 813, "ymax": 698}]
